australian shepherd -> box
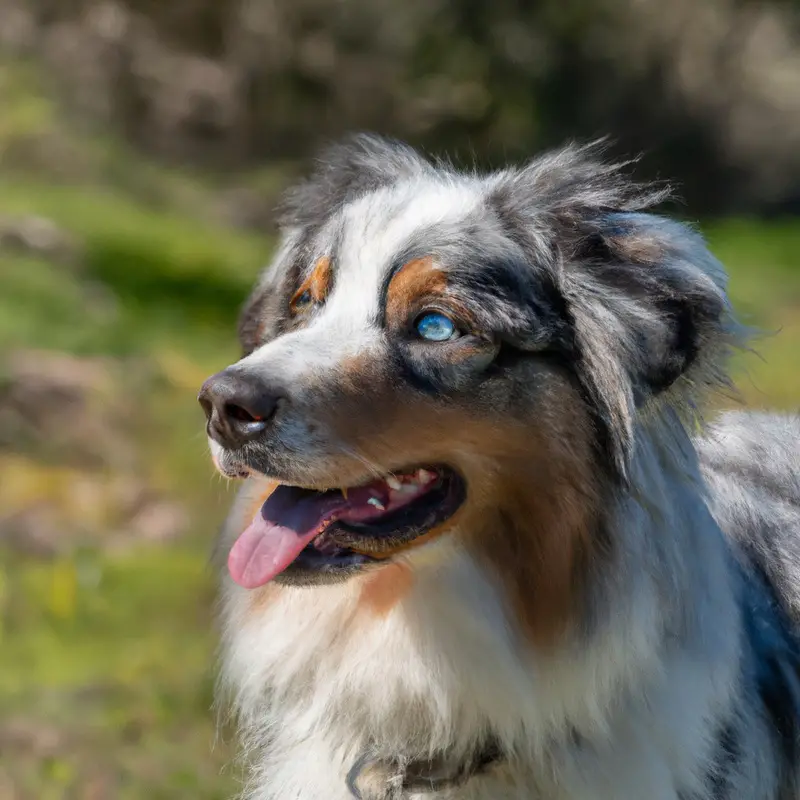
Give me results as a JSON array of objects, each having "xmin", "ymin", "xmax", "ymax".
[{"xmin": 198, "ymin": 135, "xmax": 800, "ymax": 799}]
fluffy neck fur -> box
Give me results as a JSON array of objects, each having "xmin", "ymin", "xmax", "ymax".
[{"xmin": 216, "ymin": 411, "xmax": 755, "ymax": 800}]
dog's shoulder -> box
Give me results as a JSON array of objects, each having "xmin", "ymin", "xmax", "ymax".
[
  {"xmin": 696, "ymin": 410, "xmax": 800, "ymax": 489},
  {"xmin": 696, "ymin": 410, "xmax": 800, "ymax": 616}
]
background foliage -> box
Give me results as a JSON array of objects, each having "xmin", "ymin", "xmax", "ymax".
[{"xmin": 0, "ymin": 1, "xmax": 798, "ymax": 797}]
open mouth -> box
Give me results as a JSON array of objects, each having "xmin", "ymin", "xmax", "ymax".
[{"xmin": 228, "ymin": 466, "xmax": 465, "ymax": 588}]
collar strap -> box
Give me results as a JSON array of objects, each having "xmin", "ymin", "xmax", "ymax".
[{"xmin": 347, "ymin": 740, "xmax": 502, "ymax": 798}]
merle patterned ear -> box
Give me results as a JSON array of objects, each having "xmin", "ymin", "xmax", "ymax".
[
  {"xmin": 573, "ymin": 212, "xmax": 730, "ymax": 399},
  {"xmin": 565, "ymin": 211, "xmax": 736, "ymax": 480},
  {"xmin": 278, "ymin": 133, "xmax": 431, "ymax": 230},
  {"xmin": 490, "ymin": 143, "xmax": 739, "ymax": 481}
]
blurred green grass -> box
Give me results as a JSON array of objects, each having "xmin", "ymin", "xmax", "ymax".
[
  {"xmin": 0, "ymin": 170, "xmax": 798, "ymax": 797},
  {"xmin": 705, "ymin": 219, "xmax": 800, "ymax": 409},
  {"xmin": 0, "ymin": 178, "xmax": 267, "ymax": 797}
]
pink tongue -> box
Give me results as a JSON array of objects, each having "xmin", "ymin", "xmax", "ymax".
[{"xmin": 228, "ymin": 486, "xmax": 347, "ymax": 588}]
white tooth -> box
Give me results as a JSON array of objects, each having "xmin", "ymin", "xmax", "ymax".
[
  {"xmin": 399, "ymin": 483, "xmax": 418, "ymax": 493},
  {"xmin": 367, "ymin": 497, "xmax": 386, "ymax": 510},
  {"xmin": 418, "ymin": 468, "xmax": 435, "ymax": 483},
  {"xmin": 385, "ymin": 475, "xmax": 402, "ymax": 491}
]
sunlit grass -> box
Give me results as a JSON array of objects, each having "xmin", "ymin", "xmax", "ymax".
[{"xmin": 0, "ymin": 177, "xmax": 247, "ymax": 796}]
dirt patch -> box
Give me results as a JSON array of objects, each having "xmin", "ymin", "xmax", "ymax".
[
  {"xmin": 0, "ymin": 350, "xmax": 190, "ymax": 555},
  {"xmin": 0, "ymin": 215, "xmax": 82, "ymax": 266}
]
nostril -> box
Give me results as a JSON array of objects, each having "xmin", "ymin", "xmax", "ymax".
[
  {"xmin": 224, "ymin": 402, "xmax": 261, "ymax": 424},
  {"xmin": 198, "ymin": 369, "xmax": 283, "ymax": 447}
]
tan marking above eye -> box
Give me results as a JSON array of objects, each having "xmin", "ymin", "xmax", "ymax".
[
  {"xmin": 290, "ymin": 256, "xmax": 333, "ymax": 314},
  {"xmin": 385, "ymin": 257, "xmax": 449, "ymax": 326},
  {"xmin": 386, "ymin": 256, "xmax": 482, "ymax": 339}
]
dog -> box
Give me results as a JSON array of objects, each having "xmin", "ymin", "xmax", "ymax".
[{"xmin": 198, "ymin": 134, "xmax": 800, "ymax": 799}]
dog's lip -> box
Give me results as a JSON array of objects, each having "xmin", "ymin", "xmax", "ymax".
[{"xmin": 227, "ymin": 465, "xmax": 465, "ymax": 587}]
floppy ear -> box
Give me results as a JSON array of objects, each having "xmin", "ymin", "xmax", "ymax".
[
  {"xmin": 491, "ymin": 143, "xmax": 742, "ymax": 480},
  {"xmin": 278, "ymin": 133, "xmax": 432, "ymax": 229},
  {"xmin": 564, "ymin": 211, "xmax": 739, "ymax": 480}
]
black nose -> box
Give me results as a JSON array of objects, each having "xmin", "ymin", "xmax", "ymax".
[{"xmin": 198, "ymin": 369, "xmax": 284, "ymax": 448}]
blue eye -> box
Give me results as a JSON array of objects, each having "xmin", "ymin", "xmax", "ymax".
[
  {"xmin": 415, "ymin": 312, "xmax": 457, "ymax": 342},
  {"xmin": 293, "ymin": 290, "xmax": 313, "ymax": 308}
]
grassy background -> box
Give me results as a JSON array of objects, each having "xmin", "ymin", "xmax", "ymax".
[
  {"xmin": 0, "ymin": 69, "xmax": 798, "ymax": 800},
  {"xmin": 0, "ymin": 179, "xmax": 257, "ymax": 798}
]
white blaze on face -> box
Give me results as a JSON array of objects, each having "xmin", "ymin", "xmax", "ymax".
[{"xmin": 238, "ymin": 179, "xmax": 482, "ymax": 380}]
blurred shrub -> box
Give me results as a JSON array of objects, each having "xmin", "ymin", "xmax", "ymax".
[{"xmin": 1, "ymin": 0, "xmax": 799, "ymax": 214}]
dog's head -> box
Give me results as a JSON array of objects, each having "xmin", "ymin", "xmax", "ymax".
[{"xmin": 199, "ymin": 135, "xmax": 739, "ymax": 635}]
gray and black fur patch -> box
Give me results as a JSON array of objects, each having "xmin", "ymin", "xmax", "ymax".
[
  {"xmin": 483, "ymin": 143, "xmax": 737, "ymax": 480},
  {"xmin": 278, "ymin": 133, "xmax": 433, "ymax": 231},
  {"xmin": 742, "ymin": 562, "xmax": 800, "ymax": 768}
]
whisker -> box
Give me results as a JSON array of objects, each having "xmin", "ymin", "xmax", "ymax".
[{"xmin": 338, "ymin": 444, "xmax": 389, "ymax": 480}]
